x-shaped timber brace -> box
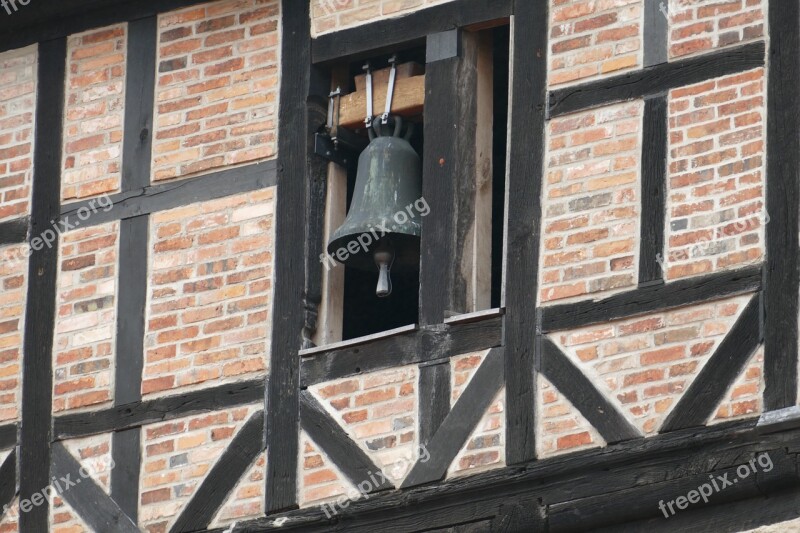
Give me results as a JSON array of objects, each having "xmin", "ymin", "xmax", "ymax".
[{"xmin": 0, "ymin": 0, "xmax": 797, "ymax": 531}]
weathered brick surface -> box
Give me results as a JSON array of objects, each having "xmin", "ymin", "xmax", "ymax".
[
  {"xmin": 0, "ymin": 245, "xmax": 26, "ymax": 424},
  {"xmin": 62, "ymin": 25, "xmax": 126, "ymax": 202},
  {"xmin": 0, "ymin": 45, "xmax": 36, "ymax": 223},
  {"xmin": 665, "ymin": 68, "xmax": 765, "ymax": 280},
  {"xmin": 209, "ymin": 451, "xmax": 266, "ymax": 528},
  {"xmin": 153, "ymin": 0, "xmax": 279, "ymax": 182},
  {"xmin": 139, "ymin": 405, "xmax": 261, "ymax": 532},
  {"xmin": 54, "ymin": 222, "xmax": 119, "ymax": 413},
  {"xmin": 537, "ymin": 373, "xmax": 606, "ymax": 458},
  {"xmin": 0, "ymin": 496, "xmax": 18, "ymax": 533},
  {"xmin": 447, "ymin": 351, "xmax": 505, "ymax": 477},
  {"xmin": 299, "ymin": 431, "xmax": 355, "ymax": 507},
  {"xmin": 540, "ymin": 101, "xmax": 643, "ymax": 305},
  {"xmin": 548, "ymin": 0, "xmax": 643, "ymax": 87},
  {"xmin": 143, "ymin": 190, "xmax": 273, "ymax": 397},
  {"xmin": 309, "ymin": 365, "xmax": 419, "ymax": 484},
  {"xmin": 50, "ymin": 435, "xmax": 114, "ymax": 533},
  {"xmin": 311, "ymin": 0, "xmax": 456, "ymax": 36},
  {"xmin": 669, "ymin": 0, "xmax": 766, "ymax": 59},
  {"xmin": 550, "ymin": 294, "xmax": 757, "ymax": 435},
  {"xmin": 712, "ymin": 346, "xmax": 763, "ymax": 422}
]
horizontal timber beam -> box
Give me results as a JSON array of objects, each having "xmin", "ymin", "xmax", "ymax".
[
  {"xmin": 549, "ymin": 41, "xmax": 765, "ymax": 117},
  {"xmin": 311, "ymin": 0, "xmax": 512, "ymax": 64},
  {"xmin": 541, "ymin": 265, "xmax": 762, "ymax": 333},
  {"xmin": 299, "ymin": 316, "xmax": 502, "ymax": 387},
  {"xmin": 214, "ymin": 420, "xmax": 800, "ymax": 532},
  {"xmin": 53, "ymin": 379, "xmax": 264, "ymax": 440},
  {"xmin": 58, "ymin": 160, "xmax": 277, "ymax": 230},
  {"xmin": 0, "ymin": 218, "xmax": 28, "ymax": 247}
]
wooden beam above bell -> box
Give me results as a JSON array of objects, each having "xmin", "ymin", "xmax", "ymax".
[{"xmin": 337, "ymin": 62, "xmax": 426, "ymax": 129}]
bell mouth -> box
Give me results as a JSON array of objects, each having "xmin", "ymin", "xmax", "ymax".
[{"xmin": 326, "ymin": 234, "xmax": 420, "ymax": 272}]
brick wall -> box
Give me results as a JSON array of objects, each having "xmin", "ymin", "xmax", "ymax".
[
  {"xmin": 0, "ymin": 45, "xmax": 36, "ymax": 222},
  {"xmin": 139, "ymin": 405, "xmax": 263, "ymax": 532},
  {"xmin": 62, "ymin": 25, "xmax": 127, "ymax": 202},
  {"xmin": 548, "ymin": 0, "xmax": 643, "ymax": 87},
  {"xmin": 299, "ymin": 432, "xmax": 355, "ymax": 507},
  {"xmin": 0, "ymin": 245, "xmax": 26, "ymax": 424},
  {"xmin": 669, "ymin": 0, "xmax": 766, "ymax": 59},
  {"xmin": 153, "ymin": 0, "xmax": 279, "ymax": 182},
  {"xmin": 54, "ymin": 222, "xmax": 119, "ymax": 413},
  {"xmin": 537, "ymin": 373, "xmax": 606, "ymax": 458},
  {"xmin": 665, "ymin": 68, "xmax": 766, "ymax": 280},
  {"xmin": 144, "ymin": 189, "xmax": 274, "ymax": 398},
  {"xmin": 310, "ymin": 0, "xmax": 456, "ymax": 36},
  {"xmin": 308, "ymin": 365, "xmax": 419, "ymax": 488},
  {"xmin": 540, "ymin": 100, "xmax": 643, "ymax": 305},
  {"xmin": 547, "ymin": 294, "xmax": 761, "ymax": 436}
]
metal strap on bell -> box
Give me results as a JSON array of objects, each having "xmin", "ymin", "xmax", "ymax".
[{"xmin": 327, "ymin": 56, "xmax": 422, "ymax": 297}]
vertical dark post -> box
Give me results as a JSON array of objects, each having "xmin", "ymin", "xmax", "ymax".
[
  {"xmin": 20, "ymin": 36, "xmax": 66, "ymax": 531},
  {"xmin": 504, "ymin": 2, "xmax": 548, "ymax": 464},
  {"xmin": 639, "ymin": 94, "xmax": 667, "ymax": 285},
  {"xmin": 420, "ymin": 28, "xmax": 477, "ymax": 324},
  {"xmin": 418, "ymin": 28, "xmax": 487, "ymax": 441},
  {"xmin": 764, "ymin": 0, "xmax": 800, "ymax": 410},
  {"xmin": 265, "ymin": 0, "xmax": 311, "ymax": 513},
  {"xmin": 110, "ymin": 17, "xmax": 157, "ymax": 522},
  {"xmin": 643, "ymin": 0, "xmax": 668, "ymax": 67}
]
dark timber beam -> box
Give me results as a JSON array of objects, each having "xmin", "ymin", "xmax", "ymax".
[
  {"xmin": 265, "ymin": 0, "xmax": 311, "ymax": 513},
  {"xmin": 300, "ymin": 393, "xmax": 393, "ymax": 493},
  {"xmin": 639, "ymin": 94, "xmax": 667, "ymax": 285},
  {"xmin": 540, "ymin": 338, "xmax": 640, "ymax": 443},
  {"xmin": 541, "ymin": 265, "xmax": 762, "ymax": 333},
  {"xmin": 0, "ymin": 450, "xmax": 16, "ymax": 519},
  {"xmin": 549, "ymin": 41, "xmax": 765, "ymax": 117},
  {"xmin": 300, "ymin": 317, "xmax": 502, "ymax": 387},
  {"xmin": 110, "ymin": 15, "xmax": 157, "ymax": 523},
  {"xmin": 0, "ymin": 218, "xmax": 28, "ymax": 246},
  {"xmin": 417, "ymin": 27, "xmax": 487, "ymax": 446},
  {"xmin": 503, "ymin": 0, "xmax": 548, "ymax": 465},
  {"xmin": 662, "ymin": 295, "xmax": 762, "ymax": 431},
  {"xmin": 217, "ymin": 420, "xmax": 800, "ymax": 532},
  {"xmin": 0, "ymin": 423, "xmax": 15, "ymax": 450},
  {"xmin": 58, "ymin": 160, "xmax": 277, "ymax": 230},
  {"xmin": 402, "ymin": 347, "xmax": 504, "ymax": 488},
  {"xmin": 170, "ymin": 411, "xmax": 265, "ymax": 533},
  {"xmin": 19, "ymin": 37, "xmax": 65, "ymax": 532},
  {"xmin": 763, "ymin": 0, "xmax": 800, "ymax": 410},
  {"xmin": 311, "ymin": 0, "xmax": 512, "ymax": 65},
  {"xmin": 51, "ymin": 443, "xmax": 139, "ymax": 533},
  {"xmin": 643, "ymin": 0, "xmax": 668, "ymax": 67},
  {"xmin": 53, "ymin": 379, "xmax": 265, "ymax": 440}
]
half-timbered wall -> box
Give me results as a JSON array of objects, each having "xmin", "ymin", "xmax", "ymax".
[{"xmin": 0, "ymin": 0, "xmax": 798, "ymax": 531}]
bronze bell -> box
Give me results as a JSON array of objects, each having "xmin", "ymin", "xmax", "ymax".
[{"xmin": 327, "ymin": 116, "xmax": 422, "ymax": 298}]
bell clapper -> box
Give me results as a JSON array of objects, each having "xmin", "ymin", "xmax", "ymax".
[{"xmin": 374, "ymin": 240, "xmax": 395, "ymax": 298}]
